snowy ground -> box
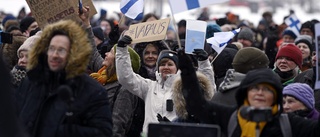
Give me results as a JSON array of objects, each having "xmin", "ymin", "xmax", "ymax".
[{"xmin": 0, "ymin": 0, "xmax": 319, "ymax": 27}]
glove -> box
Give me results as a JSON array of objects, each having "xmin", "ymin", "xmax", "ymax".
[
  {"xmin": 157, "ymin": 113, "xmax": 171, "ymax": 122},
  {"xmin": 192, "ymin": 49, "xmax": 208, "ymax": 61},
  {"xmin": 117, "ymin": 35, "xmax": 132, "ymax": 47},
  {"xmin": 108, "ymin": 25, "xmax": 120, "ymax": 45}
]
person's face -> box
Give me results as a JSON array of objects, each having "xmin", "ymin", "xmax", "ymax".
[
  {"xmin": 102, "ymin": 47, "xmax": 115, "ymax": 67},
  {"xmin": 283, "ymin": 96, "xmax": 307, "ymax": 113},
  {"xmin": 159, "ymin": 59, "xmax": 177, "ymax": 79},
  {"xmin": 276, "ymin": 57, "xmax": 298, "ymax": 71},
  {"xmin": 47, "ymin": 35, "xmax": 70, "ymax": 72},
  {"xmin": 237, "ymin": 38, "xmax": 252, "ymax": 48},
  {"xmin": 100, "ymin": 20, "xmax": 111, "ymax": 35},
  {"xmin": 297, "ymin": 43, "xmax": 311, "ymax": 59},
  {"xmin": 282, "ymin": 35, "xmax": 295, "ymax": 43},
  {"xmin": 300, "ymin": 28, "xmax": 314, "ymax": 38},
  {"xmin": 143, "ymin": 45, "xmax": 158, "ymax": 67},
  {"xmin": 312, "ymin": 51, "xmax": 317, "ymax": 67},
  {"xmin": 247, "ymin": 84, "xmax": 275, "ymax": 108},
  {"xmin": 18, "ymin": 50, "xmax": 28, "ymax": 67}
]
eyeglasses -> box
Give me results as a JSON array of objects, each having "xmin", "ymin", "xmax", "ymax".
[
  {"xmin": 248, "ymin": 85, "xmax": 273, "ymax": 93},
  {"xmin": 47, "ymin": 46, "xmax": 68, "ymax": 57}
]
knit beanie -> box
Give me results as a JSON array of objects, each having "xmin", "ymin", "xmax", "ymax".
[
  {"xmin": 92, "ymin": 26, "xmax": 105, "ymax": 41},
  {"xmin": 282, "ymin": 29, "xmax": 297, "ymax": 39},
  {"xmin": 17, "ymin": 31, "xmax": 42, "ymax": 58},
  {"xmin": 276, "ymin": 44, "xmax": 302, "ymax": 69},
  {"xmin": 295, "ymin": 35, "xmax": 313, "ymax": 52},
  {"xmin": 20, "ymin": 16, "xmax": 36, "ymax": 33},
  {"xmin": 232, "ymin": 47, "xmax": 269, "ymax": 74},
  {"xmin": 283, "ymin": 83, "xmax": 314, "ymax": 110},
  {"xmin": 114, "ymin": 45, "xmax": 141, "ymax": 73},
  {"xmin": 157, "ymin": 50, "xmax": 179, "ymax": 71},
  {"xmin": 300, "ymin": 21, "xmax": 315, "ymax": 35},
  {"xmin": 206, "ymin": 23, "xmax": 222, "ymax": 39},
  {"xmin": 237, "ymin": 27, "xmax": 254, "ymax": 42}
]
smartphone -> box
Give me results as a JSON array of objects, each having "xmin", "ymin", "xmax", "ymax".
[
  {"xmin": 78, "ymin": 0, "xmax": 83, "ymax": 14},
  {"xmin": 166, "ymin": 99, "xmax": 173, "ymax": 111}
]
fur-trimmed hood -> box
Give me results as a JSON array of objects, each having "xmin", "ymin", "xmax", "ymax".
[
  {"xmin": 27, "ymin": 20, "xmax": 92, "ymax": 79},
  {"xmin": 172, "ymin": 71, "xmax": 214, "ymax": 119}
]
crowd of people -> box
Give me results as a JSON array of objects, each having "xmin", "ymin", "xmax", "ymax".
[{"xmin": 0, "ymin": 3, "xmax": 320, "ymax": 137}]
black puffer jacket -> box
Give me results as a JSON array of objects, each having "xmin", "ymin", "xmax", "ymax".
[
  {"xmin": 15, "ymin": 20, "xmax": 112, "ymax": 137},
  {"xmin": 178, "ymin": 50, "xmax": 320, "ymax": 137}
]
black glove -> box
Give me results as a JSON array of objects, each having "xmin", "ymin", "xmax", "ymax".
[
  {"xmin": 177, "ymin": 48, "xmax": 195, "ymax": 75},
  {"xmin": 157, "ymin": 113, "xmax": 171, "ymax": 122},
  {"xmin": 192, "ymin": 49, "xmax": 208, "ymax": 61},
  {"xmin": 108, "ymin": 25, "xmax": 120, "ymax": 45},
  {"xmin": 117, "ymin": 35, "xmax": 132, "ymax": 47}
]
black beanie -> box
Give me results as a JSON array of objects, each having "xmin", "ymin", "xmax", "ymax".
[
  {"xmin": 232, "ymin": 47, "xmax": 269, "ymax": 74},
  {"xmin": 300, "ymin": 21, "xmax": 315, "ymax": 35},
  {"xmin": 157, "ymin": 50, "xmax": 179, "ymax": 70},
  {"xmin": 20, "ymin": 16, "xmax": 36, "ymax": 33},
  {"xmin": 92, "ymin": 26, "xmax": 105, "ymax": 41}
]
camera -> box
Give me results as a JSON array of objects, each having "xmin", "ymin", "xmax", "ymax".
[
  {"xmin": 240, "ymin": 106, "xmax": 273, "ymax": 122},
  {"xmin": 0, "ymin": 30, "xmax": 13, "ymax": 44}
]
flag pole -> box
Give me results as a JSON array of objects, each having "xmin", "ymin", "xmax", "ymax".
[
  {"xmin": 168, "ymin": 4, "xmax": 182, "ymax": 49},
  {"xmin": 118, "ymin": 14, "xmax": 126, "ymax": 26}
]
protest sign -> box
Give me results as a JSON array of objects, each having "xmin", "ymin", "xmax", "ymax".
[
  {"xmin": 26, "ymin": 0, "xmax": 97, "ymax": 28},
  {"xmin": 126, "ymin": 18, "xmax": 170, "ymax": 44}
]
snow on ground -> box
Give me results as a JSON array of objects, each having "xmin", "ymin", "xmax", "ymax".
[{"xmin": 0, "ymin": 0, "xmax": 319, "ymax": 27}]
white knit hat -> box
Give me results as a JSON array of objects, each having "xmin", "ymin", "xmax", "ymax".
[{"xmin": 17, "ymin": 31, "xmax": 42, "ymax": 58}]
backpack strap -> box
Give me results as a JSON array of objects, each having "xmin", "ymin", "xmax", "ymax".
[
  {"xmin": 228, "ymin": 111, "xmax": 238, "ymax": 137},
  {"xmin": 279, "ymin": 113, "xmax": 292, "ymax": 137}
]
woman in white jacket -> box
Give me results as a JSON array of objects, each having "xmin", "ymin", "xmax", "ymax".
[{"xmin": 115, "ymin": 35, "xmax": 215, "ymax": 133}]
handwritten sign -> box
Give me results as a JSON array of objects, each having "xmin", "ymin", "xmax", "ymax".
[
  {"xmin": 26, "ymin": 0, "xmax": 97, "ymax": 29},
  {"xmin": 126, "ymin": 18, "xmax": 170, "ymax": 44}
]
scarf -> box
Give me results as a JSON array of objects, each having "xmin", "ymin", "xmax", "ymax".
[
  {"xmin": 237, "ymin": 100, "xmax": 278, "ymax": 137},
  {"xmin": 90, "ymin": 66, "xmax": 117, "ymax": 85}
]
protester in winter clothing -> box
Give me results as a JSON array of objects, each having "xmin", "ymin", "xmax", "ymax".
[
  {"xmin": 300, "ymin": 21, "xmax": 315, "ymax": 39},
  {"xmin": 0, "ymin": 54, "xmax": 27, "ymax": 137},
  {"xmin": 281, "ymin": 28, "xmax": 297, "ymax": 44},
  {"xmin": 134, "ymin": 41, "xmax": 168, "ymax": 80},
  {"xmin": 212, "ymin": 46, "xmax": 238, "ymax": 88},
  {"xmin": 237, "ymin": 27, "xmax": 255, "ymax": 48},
  {"xmin": 92, "ymin": 26, "xmax": 110, "ymax": 58},
  {"xmin": 14, "ymin": 20, "xmax": 112, "ymax": 137},
  {"xmin": 274, "ymin": 44, "xmax": 302, "ymax": 86},
  {"xmin": 19, "ymin": 16, "xmax": 38, "ymax": 37},
  {"xmin": 178, "ymin": 50, "xmax": 320, "ymax": 137},
  {"xmin": 172, "ymin": 71, "xmax": 214, "ymax": 123},
  {"xmin": 115, "ymin": 35, "xmax": 215, "ymax": 133},
  {"xmin": 295, "ymin": 35, "xmax": 314, "ymax": 71},
  {"xmin": 294, "ymin": 53, "xmax": 320, "ymax": 112},
  {"xmin": 90, "ymin": 44, "xmax": 144, "ymax": 137},
  {"xmin": 11, "ymin": 31, "xmax": 41, "ymax": 88},
  {"xmin": 283, "ymin": 83, "xmax": 319, "ymax": 120},
  {"xmin": 212, "ymin": 47, "xmax": 269, "ymax": 106}
]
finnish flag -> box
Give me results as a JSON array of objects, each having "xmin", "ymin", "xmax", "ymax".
[
  {"xmin": 285, "ymin": 14, "xmax": 301, "ymax": 37},
  {"xmin": 207, "ymin": 28, "xmax": 241, "ymax": 54},
  {"xmin": 120, "ymin": 0, "xmax": 144, "ymax": 20},
  {"xmin": 169, "ymin": 0, "xmax": 229, "ymax": 14}
]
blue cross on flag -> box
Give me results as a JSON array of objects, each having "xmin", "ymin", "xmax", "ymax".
[
  {"xmin": 120, "ymin": 0, "xmax": 144, "ymax": 20},
  {"xmin": 285, "ymin": 14, "xmax": 301, "ymax": 37},
  {"xmin": 207, "ymin": 28, "xmax": 241, "ymax": 54}
]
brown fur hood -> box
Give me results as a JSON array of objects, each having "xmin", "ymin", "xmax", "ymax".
[
  {"xmin": 2, "ymin": 35, "xmax": 27, "ymax": 69},
  {"xmin": 172, "ymin": 71, "xmax": 214, "ymax": 119},
  {"xmin": 27, "ymin": 20, "xmax": 92, "ymax": 79}
]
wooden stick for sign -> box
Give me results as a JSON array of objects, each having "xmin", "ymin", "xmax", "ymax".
[{"xmin": 118, "ymin": 14, "xmax": 126, "ymax": 26}]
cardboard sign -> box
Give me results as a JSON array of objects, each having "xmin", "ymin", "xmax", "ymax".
[
  {"xmin": 26, "ymin": 0, "xmax": 97, "ymax": 29},
  {"xmin": 126, "ymin": 18, "xmax": 170, "ymax": 44}
]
